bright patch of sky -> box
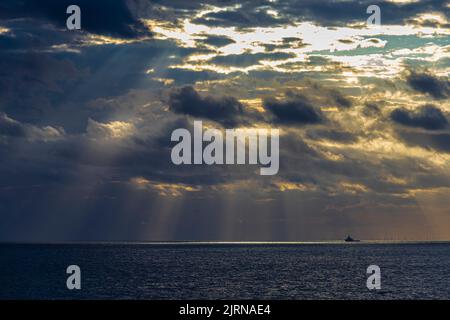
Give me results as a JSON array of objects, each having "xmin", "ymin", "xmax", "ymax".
[{"xmin": 145, "ymin": 13, "xmax": 449, "ymax": 76}]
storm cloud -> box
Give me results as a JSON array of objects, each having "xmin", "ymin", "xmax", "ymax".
[
  {"xmin": 391, "ymin": 105, "xmax": 448, "ymax": 130},
  {"xmin": 0, "ymin": 0, "xmax": 150, "ymax": 38},
  {"xmin": 407, "ymin": 72, "xmax": 450, "ymax": 100},
  {"xmin": 263, "ymin": 94, "xmax": 323, "ymax": 125},
  {"xmin": 168, "ymin": 86, "xmax": 244, "ymax": 127}
]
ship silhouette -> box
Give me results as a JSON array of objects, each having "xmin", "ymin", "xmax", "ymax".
[{"xmin": 344, "ymin": 235, "xmax": 360, "ymax": 242}]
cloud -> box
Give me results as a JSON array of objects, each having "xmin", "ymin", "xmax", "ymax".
[
  {"xmin": 391, "ymin": 105, "xmax": 448, "ymax": 130},
  {"xmin": 263, "ymin": 93, "xmax": 323, "ymax": 125},
  {"xmin": 134, "ymin": 0, "xmax": 449, "ymax": 29},
  {"xmin": 363, "ymin": 103, "xmax": 381, "ymax": 117},
  {"xmin": 168, "ymin": 86, "xmax": 244, "ymax": 127},
  {"xmin": 129, "ymin": 176, "xmax": 201, "ymax": 197},
  {"xmin": 274, "ymin": 0, "xmax": 449, "ymax": 27},
  {"xmin": 162, "ymin": 68, "xmax": 222, "ymax": 84},
  {"xmin": 196, "ymin": 35, "xmax": 236, "ymax": 47},
  {"xmin": 306, "ymin": 128, "xmax": 357, "ymax": 144},
  {"xmin": 0, "ymin": 112, "xmax": 26, "ymax": 137},
  {"xmin": 0, "ymin": 38, "xmax": 204, "ymax": 130},
  {"xmin": 263, "ymin": 37, "xmax": 308, "ymax": 52},
  {"xmin": 193, "ymin": 6, "xmax": 289, "ymax": 28},
  {"xmin": 0, "ymin": 19, "xmax": 78, "ymax": 52},
  {"xmin": 397, "ymin": 130, "xmax": 450, "ymax": 153},
  {"xmin": 0, "ymin": 0, "xmax": 150, "ymax": 39},
  {"xmin": 329, "ymin": 89, "xmax": 353, "ymax": 109},
  {"xmin": 86, "ymin": 119, "xmax": 135, "ymax": 140},
  {"xmin": 406, "ymin": 71, "xmax": 450, "ymax": 99},
  {"xmin": 0, "ymin": 112, "xmax": 64, "ymax": 140},
  {"xmin": 209, "ymin": 52, "xmax": 295, "ymax": 67},
  {"xmin": 0, "ymin": 51, "xmax": 86, "ymax": 125},
  {"xmin": 405, "ymin": 12, "xmax": 450, "ymax": 28}
]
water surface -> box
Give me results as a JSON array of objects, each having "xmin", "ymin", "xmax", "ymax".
[{"xmin": 1, "ymin": 242, "xmax": 449, "ymax": 299}]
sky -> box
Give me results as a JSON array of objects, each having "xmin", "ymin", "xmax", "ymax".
[{"xmin": 0, "ymin": 0, "xmax": 449, "ymax": 241}]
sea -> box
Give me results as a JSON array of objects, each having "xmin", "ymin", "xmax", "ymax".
[{"xmin": 1, "ymin": 242, "xmax": 449, "ymax": 300}]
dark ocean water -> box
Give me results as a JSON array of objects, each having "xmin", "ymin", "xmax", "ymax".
[{"xmin": 0, "ymin": 242, "xmax": 449, "ymax": 300}]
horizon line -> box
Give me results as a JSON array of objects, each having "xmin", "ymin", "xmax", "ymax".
[{"xmin": 2, "ymin": 240, "xmax": 450, "ymax": 245}]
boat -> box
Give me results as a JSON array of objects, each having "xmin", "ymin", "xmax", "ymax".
[{"xmin": 344, "ymin": 235, "xmax": 360, "ymax": 242}]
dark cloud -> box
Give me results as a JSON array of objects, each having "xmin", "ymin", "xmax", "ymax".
[
  {"xmin": 196, "ymin": 35, "xmax": 236, "ymax": 47},
  {"xmin": 0, "ymin": 51, "xmax": 85, "ymax": 125},
  {"xmin": 0, "ymin": 112, "xmax": 64, "ymax": 140},
  {"xmin": 193, "ymin": 5, "xmax": 290, "ymax": 28},
  {"xmin": 168, "ymin": 86, "xmax": 244, "ymax": 127},
  {"xmin": 184, "ymin": 0, "xmax": 448, "ymax": 28},
  {"xmin": 405, "ymin": 16, "xmax": 450, "ymax": 29},
  {"xmin": 0, "ymin": 0, "xmax": 150, "ymax": 39},
  {"xmin": 391, "ymin": 105, "xmax": 448, "ymax": 130},
  {"xmin": 329, "ymin": 89, "xmax": 352, "ymax": 109},
  {"xmin": 131, "ymin": 0, "xmax": 449, "ymax": 30},
  {"xmin": 162, "ymin": 68, "xmax": 222, "ymax": 84},
  {"xmin": 0, "ymin": 38, "xmax": 203, "ymax": 130},
  {"xmin": 275, "ymin": 0, "xmax": 449, "ymax": 27},
  {"xmin": 363, "ymin": 102, "xmax": 381, "ymax": 117},
  {"xmin": 0, "ymin": 19, "xmax": 79, "ymax": 51},
  {"xmin": 263, "ymin": 93, "xmax": 323, "ymax": 125},
  {"xmin": 306, "ymin": 128, "xmax": 357, "ymax": 144},
  {"xmin": 263, "ymin": 37, "xmax": 308, "ymax": 52},
  {"xmin": 3, "ymin": 0, "xmax": 443, "ymax": 40},
  {"xmin": 210, "ymin": 52, "xmax": 295, "ymax": 67},
  {"xmin": 0, "ymin": 113, "xmax": 26, "ymax": 137},
  {"xmin": 397, "ymin": 130, "xmax": 450, "ymax": 153},
  {"xmin": 407, "ymin": 71, "xmax": 450, "ymax": 99}
]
